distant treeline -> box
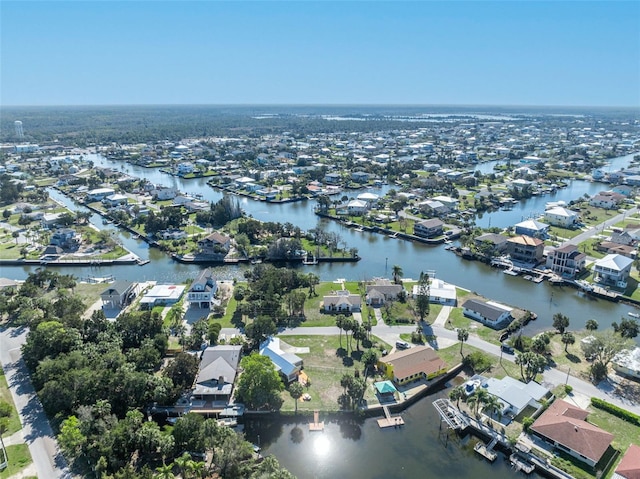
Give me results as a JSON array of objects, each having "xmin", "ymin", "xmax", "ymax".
[{"xmin": 1, "ymin": 104, "xmax": 638, "ymax": 145}]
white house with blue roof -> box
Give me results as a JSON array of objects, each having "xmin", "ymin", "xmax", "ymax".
[{"xmin": 259, "ymin": 337, "xmax": 303, "ymax": 383}]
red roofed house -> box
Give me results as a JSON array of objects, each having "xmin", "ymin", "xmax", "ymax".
[
  {"xmin": 614, "ymin": 444, "xmax": 640, "ymax": 479},
  {"xmin": 530, "ymin": 399, "xmax": 613, "ymax": 468},
  {"xmin": 377, "ymin": 346, "xmax": 447, "ymax": 385}
]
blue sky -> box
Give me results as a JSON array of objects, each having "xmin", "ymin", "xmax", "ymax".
[{"xmin": 1, "ymin": 1, "xmax": 638, "ymax": 107}]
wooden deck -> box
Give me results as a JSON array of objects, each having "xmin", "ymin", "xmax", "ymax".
[
  {"xmin": 309, "ymin": 410, "xmax": 324, "ymax": 431},
  {"xmin": 377, "ymin": 405, "xmax": 405, "ymax": 428},
  {"xmin": 474, "ymin": 441, "xmax": 497, "ymax": 462}
]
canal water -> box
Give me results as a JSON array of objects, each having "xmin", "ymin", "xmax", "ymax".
[
  {"xmin": 241, "ymin": 388, "xmax": 542, "ymax": 479},
  {"xmin": 4, "ymin": 153, "xmax": 639, "ymax": 336}
]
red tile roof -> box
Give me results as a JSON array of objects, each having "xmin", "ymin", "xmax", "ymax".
[
  {"xmin": 616, "ymin": 444, "xmax": 640, "ymax": 479},
  {"xmin": 531, "ymin": 399, "xmax": 613, "ymax": 465}
]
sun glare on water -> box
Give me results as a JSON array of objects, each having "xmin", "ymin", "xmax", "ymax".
[{"xmin": 313, "ymin": 435, "xmax": 331, "ymax": 457}]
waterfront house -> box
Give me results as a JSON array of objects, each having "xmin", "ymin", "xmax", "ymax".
[
  {"xmin": 150, "ymin": 186, "xmax": 179, "ymax": 200},
  {"xmin": 507, "ymin": 235, "xmax": 545, "ymax": 265},
  {"xmin": 187, "ymin": 268, "xmax": 218, "ymax": 308},
  {"xmin": 593, "ymin": 253, "xmax": 633, "ymax": 287},
  {"xmin": 530, "ymin": 399, "xmax": 613, "ymax": 468},
  {"xmin": 345, "ymin": 199, "xmax": 368, "ymax": 216},
  {"xmin": 474, "ymin": 232, "xmax": 509, "ymax": 255},
  {"xmin": 543, "ymin": 206, "xmax": 579, "ymax": 228},
  {"xmin": 462, "ymin": 298, "xmax": 512, "ymax": 329},
  {"xmin": 545, "ymin": 244, "xmax": 586, "ymax": 279},
  {"xmin": 414, "ymin": 218, "xmax": 444, "ymax": 238},
  {"xmin": 377, "ymin": 346, "xmax": 446, "ymax": 385},
  {"xmin": 589, "ymin": 191, "xmax": 624, "ymax": 209},
  {"xmin": 0, "ymin": 278, "xmax": 19, "ymax": 293},
  {"xmin": 514, "ymin": 219, "xmax": 549, "ymax": 239},
  {"xmin": 356, "ymin": 192, "xmax": 379, "ymax": 208},
  {"xmin": 103, "ymin": 193, "xmax": 129, "ymax": 208},
  {"xmin": 139, "ymin": 284, "xmax": 186, "ymax": 309},
  {"xmin": 417, "ymin": 200, "xmax": 449, "ymax": 216},
  {"xmin": 193, "ymin": 345, "xmax": 242, "ymax": 402},
  {"xmin": 411, "ymin": 278, "xmax": 457, "ymax": 306},
  {"xmin": 351, "ymin": 171, "xmax": 370, "ymax": 183},
  {"xmin": 324, "ymin": 172, "xmax": 342, "ymax": 185},
  {"xmin": 322, "ymin": 289, "xmax": 361, "ymax": 313},
  {"xmin": 100, "ymin": 280, "xmax": 137, "ymax": 309},
  {"xmin": 50, "ymin": 228, "xmax": 79, "ymax": 249},
  {"xmin": 197, "ymin": 232, "xmax": 232, "ymax": 258},
  {"xmin": 614, "ymin": 444, "xmax": 640, "ymax": 479},
  {"xmin": 86, "ymin": 187, "xmax": 116, "ymax": 202},
  {"xmin": 480, "ymin": 376, "xmax": 549, "ymax": 419},
  {"xmin": 611, "ymin": 347, "xmax": 640, "ymax": 380},
  {"xmin": 431, "ymin": 195, "xmax": 459, "ymax": 211},
  {"xmin": 365, "ymin": 279, "xmax": 404, "ymax": 306},
  {"xmin": 259, "ymin": 337, "xmax": 303, "ymax": 383}
]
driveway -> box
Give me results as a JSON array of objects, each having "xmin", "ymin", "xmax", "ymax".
[{"xmin": 0, "ymin": 326, "xmax": 72, "ymax": 479}]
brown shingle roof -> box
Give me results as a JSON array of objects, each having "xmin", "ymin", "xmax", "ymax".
[
  {"xmin": 507, "ymin": 235, "xmax": 544, "ymax": 247},
  {"xmin": 379, "ymin": 346, "xmax": 445, "ymax": 381},
  {"xmin": 531, "ymin": 399, "xmax": 613, "ymax": 464}
]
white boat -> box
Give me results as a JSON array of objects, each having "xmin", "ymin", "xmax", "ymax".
[{"xmin": 628, "ymin": 312, "xmax": 640, "ymax": 318}]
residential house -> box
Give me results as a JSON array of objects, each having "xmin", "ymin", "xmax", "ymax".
[
  {"xmin": 462, "ymin": 298, "xmax": 512, "ymax": 329},
  {"xmin": 431, "ymin": 195, "xmax": 459, "ymax": 211},
  {"xmin": 139, "ymin": 284, "xmax": 186, "ymax": 309},
  {"xmin": 610, "ymin": 230, "xmax": 636, "ymax": 247},
  {"xmin": 187, "ymin": 268, "xmax": 218, "ymax": 308},
  {"xmin": 49, "ymin": 228, "xmax": 79, "ymax": 249},
  {"xmin": 345, "ymin": 199, "xmax": 368, "ymax": 216},
  {"xmin": 507, "ymin": 235, "xmax": 545, "ymax": 264},
  {"xmin": 259, "ymin": 337, "xmax": 303, "ymax": 383},
  {"xmin": 86, "ymin": 187, "xmax": 116, "ymax": 202},
  {"xmin": 414, "ymin": 218, "xmax": 444, "ymax": 238},
  {"xmin": 192, "ymin": 345, "xmax": 242, "ymax": 402},
  {"xmin": 356, "ymin": 192, "xmax": 379, "ymax": 208},
  {"xmin": 544, "ymin": 207, "xmax": 579, "ymax": 228},
  {"xmin": 324, "ymin": 173, "xmax": 342, "ymax": 185},
  {"xmin": 412, "ymin": 278, "xmax": 457, "ymax": 306},
  {"xmin": 151, "ymin": 187, "xmax": 179, "ymax": 200},
  {"xmin": 612, "ymin": 347, "xmax": 640, "ymax": 380},
  {"xmin": 531, "ymin": 399, "xmax": 613, "ymax": 468},
  {"xmin": 480, "ymin": 376, "xmax": 549, "ymax": 418},
  {"xmin": 474, "ymin": 233, "xmax": 509, "ymax": 255},
  {"xmin": 589, "ymin": 191, "xmax": 625, "ymax": 209},
  {"xmin": 596, "ymin": 242, "xmax": 636, "ymax": 258},
  {"xmin": 41, "ymin": 212, "xmax": 64, "ymax": 229},
  {"xmin": 0, "ymin": 278, "xmax": 19, "ymax": 293},
  {"xmin": 351, "ymin": 171, "xmax": 370, "ymax": 183},
  {"xmin": 593, "ymin": 254, "xmax": 633, "ymax": 287},
  {"xmin": 514, "ymin": 219, "xmax": 549, "ymax": 239},
  {"xmin": 103, "ymin": 193, "xmax": 129, "ymax": 208},
  {"xmin": 417, "ymin": 200, "xmax": 449, "ymax": 216},
  {"xmin": 365, "ymin": 279, "xmax": 404, "ymax": 306},
  {"xmin": 613, "ymin": 444, "xmax": 640, "ymax": 479},
  {"xmin": 546, "ymin": 244, "xmax": 587, "ymax": 279},
  {"xmin": 323, "ymin": 289, "xmax": 361, "ymax": 313},
  {"xmin": 197, "ymin": 232, "xmax": 232, "ymax": 258},
  {"xmin": 100, "ymin": 281, "xmax": 137, "ymax": 309},
  {"xmin": 613, "ymin": 185, "xmax": 634, "ymax": 196},
  {"xmin": 377, "ymin": 346, "xmax": 447, "ymax": 385}
]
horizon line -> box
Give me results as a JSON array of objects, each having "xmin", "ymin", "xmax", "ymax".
[{"xmin": 2, "ymin": 102, "xmax": 639, "ymax": 110}]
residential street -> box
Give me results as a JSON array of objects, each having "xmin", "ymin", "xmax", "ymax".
[
  {"xmin": 0, "ymin": 326, "xmax": 72, "ymax": 479},
  {"xmin": 560, "ymin": 206, "xmax": 639, "ymax": 247}
]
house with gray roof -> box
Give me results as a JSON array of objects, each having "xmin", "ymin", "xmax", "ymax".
[
  {"xmin": 462, "ymin": 298, "xmax": 512, "ymax": 329},
  {"xmin": 366, "ymin": 279, "xmax": 404, "ymax": 306},
  {"xmin": 100, "ymin": 280, "xmax": 137, "ymax": 309},
  {"xmin": 193, "ymin": 345, "xmax": 242, "ymax": 402},
  {"xmin": 323, "ymin": 289, "xmax": 361, "ymax": 313},
  {"xmin": 187, "ymin": 268, "xmax": 218, "ymax": 308}
]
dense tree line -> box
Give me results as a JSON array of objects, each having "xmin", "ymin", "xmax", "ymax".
[{"xmin": 1, "ymin": 271, "xmax": 294, "ymax": 478}]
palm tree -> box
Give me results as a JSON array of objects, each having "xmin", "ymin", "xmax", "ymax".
[
  {"xmin": 586, "ymin": 319, "xmax": 598, "ymax": 332},
  {"xmin": 174, "ymin": 453, "xmax": 191, "ymax": 479},
  {"xmin": 289, "ymin": 382, "xmax": 304, "ymax": 414},
  {"xmin": 448, "ymin": 385, "xmax": 465, "ymax": 408},
  {"xmin": 336, "ymin": 315, "xmax": 345, "ymax": 349},
  {"xmin": 392, "ymin": 265, "xmax": 403, "ymax": 284},
  {"xmin": 515, "ymin": 352, "xmax": 526, "ymax": 381},
  {"xmin": 189, "ymin": 460, "xmax": 205, "ymax": 479},
  {"xmin": 457, "ymin": 327, "xmax": 469, "ymax": 356},
  {"xmin": 154, "ymin": 463, "xmax": 175, "ymax": 479},
  {"xmin": 482, "ymin": 394, "xmax": 502, "ymax": 423},
  {"xmin": 562, "ymin": 331, "xmax": 576, "ymax": 352}
]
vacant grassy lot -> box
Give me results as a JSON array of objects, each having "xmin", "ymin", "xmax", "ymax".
[
  {"xmin": 0, "ymin": 368, "xmax": 21, "ymax": 437},
  {"xmin": 278, "ymin": 334, "xmax": 389, "ymax": 412}
]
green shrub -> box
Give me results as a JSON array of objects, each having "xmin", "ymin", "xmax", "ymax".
[
  {"xmin": 591, "ymin": 397, "xmax": 640, "ymax": 426},
  {"xmin": 564, "ymin": 384, "xmax": 573, "ymax": 395},
  {"xmin": 462, "ymin": 351, "xmax": 492, "ymax": 373},
  {"xmin": 522, "ymin": 416, "xmax": 534, "ymax": 432}
]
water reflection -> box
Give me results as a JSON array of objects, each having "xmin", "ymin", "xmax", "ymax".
[{"xmin": 313, "ymin": 435, "xmax": 331, "ymax": 457}]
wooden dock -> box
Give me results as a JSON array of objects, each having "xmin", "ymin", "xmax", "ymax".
[
  {"xmin": 377, "ymin": 405, "xmax": 405, "ymax": 428},
  {"xmin": 510, "ymin": 453, "xmax": 535, "ymax": 474},
  {"xmin": 309, "ymin": 410, "xmax": 324, "ymax": 431},
  {"xmin": 474, "ymin": 441, "xmax": 498, "ymax": 462}
]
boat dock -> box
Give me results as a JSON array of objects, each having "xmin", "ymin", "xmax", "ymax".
[
  {"xmin": 309, "ymin": 410, "xmax": 324, "ymax": 431},
  {"xmin": 510, "ymin": 453, "xmax": 535, "ymax": 474},
  {"xmin": 474, "ymin": 440, "xmax": 498, "ymax": 462},
  {"xmin": 377, "ymin": 405, "xmax": 405, "ymax": 428}
]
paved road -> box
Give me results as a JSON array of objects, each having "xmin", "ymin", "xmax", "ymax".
[
  {"xmin": 0, "ymin": 326, "xmax": 72, "ymax": 479},
  {"xmin": 266, "ymin": 318, "xmax": 640, "ymax": 416},
  {"xmin": 560, "ymin": 206, "xmax": 638, "ymax": 247}
]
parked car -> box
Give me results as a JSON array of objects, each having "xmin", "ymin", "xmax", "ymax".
[
  {"xmin": 396, "ymin": 341, "xmax": 410, "ymax": 350},
  {"xmin": 501, "ymin": 343, "xmax": 514, "ymax": 354}
]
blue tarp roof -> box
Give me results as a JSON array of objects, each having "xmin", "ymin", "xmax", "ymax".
[{"xmin": 374, "ymin": 380, "xmax": 397, "ymax": 394}]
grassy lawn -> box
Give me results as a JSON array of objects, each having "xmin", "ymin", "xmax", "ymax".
[
  {"xmin": 0, "ymin": 368, "xmax": 21, "ymax": 436},
  {"xmin": 549, "ymin": 225, "xmax": 583, "ymax": 240},
  {"xmin": 72, "ymin": 282, "xmax": 108, "ymax": 308},
  {"xmin": 546, "ymin": 329, "xmax": 594, "ymax": 381},
  {"xmin": 577, "ymin": 238, "xmax": 607, "ymax": 259},
  {"xmin": 0, "ymin": 444, "xmax": 32, "ymax": 479},
  {"xmin": 0, "ymin": 243, "xmax": 21, "ymax": 260},
  {"xmin": 277, "ymin": 335, "xmax": 386, "ymax": 412},
  {"xmin": 588, "ymin": 408, "xmax": 640, "ymax": 454}
]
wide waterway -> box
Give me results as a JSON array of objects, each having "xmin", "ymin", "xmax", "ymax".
[
  {"xmin": 241, "ymin": 388, "xmax": 543, "ymax": 479},
  {"xmin": 3, "ymin": 153, "xmax": 639, "ymax": 337}
]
